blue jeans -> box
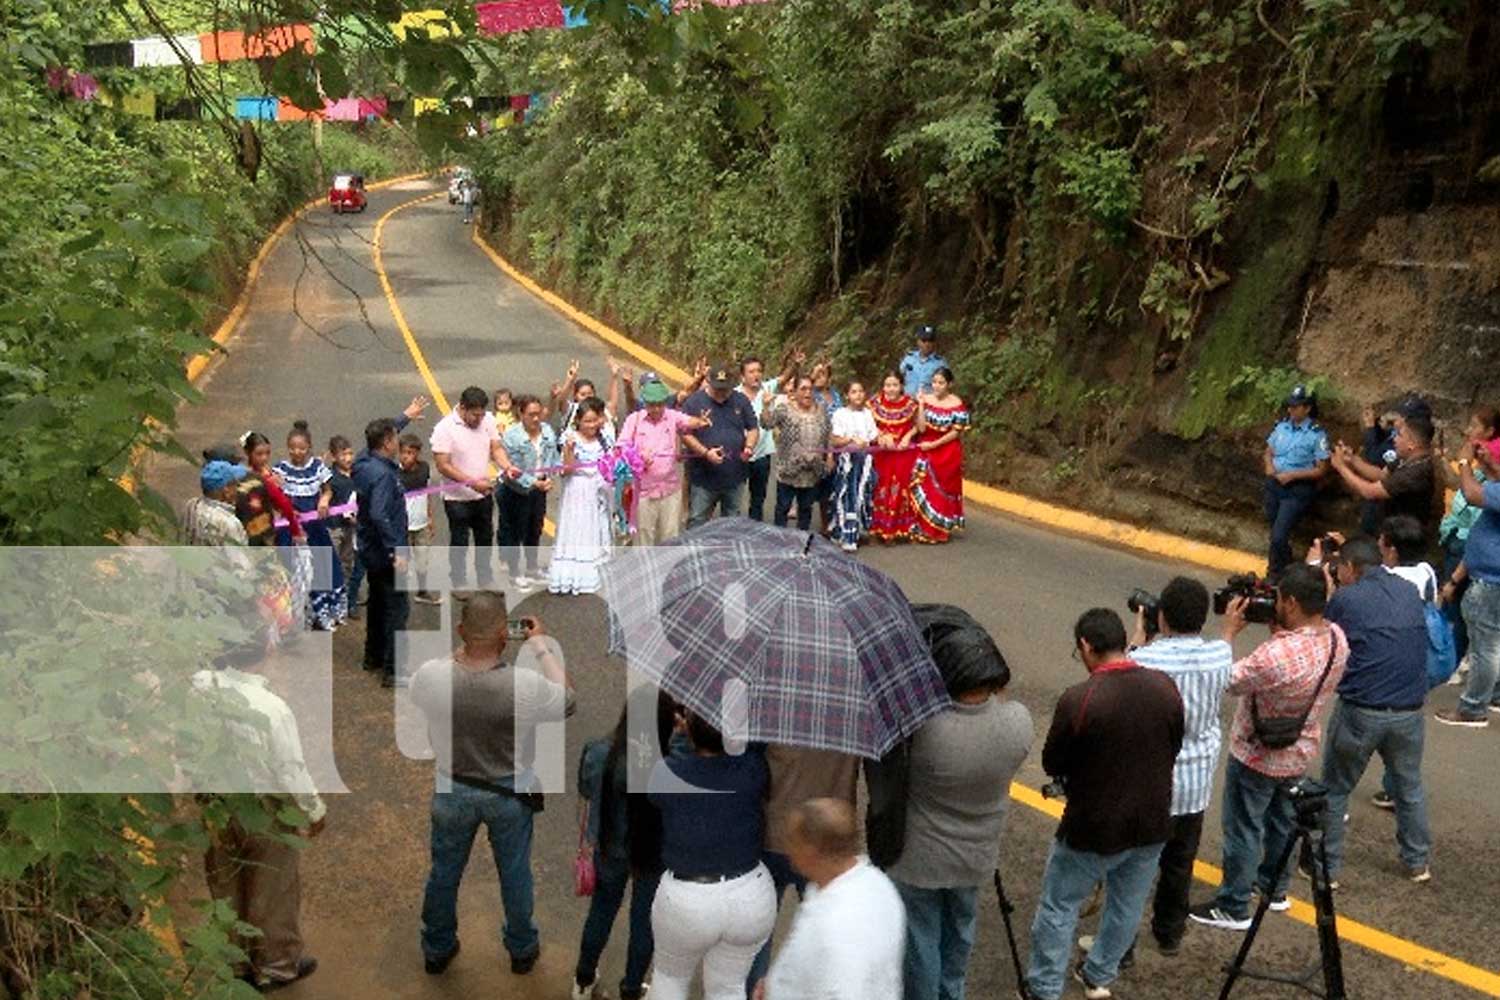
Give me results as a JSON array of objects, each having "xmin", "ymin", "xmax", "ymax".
[
  {"xmin": 1457, "ymin": 578, "xmax": 1500, "ymax": 715},
  {"xmin": 1320, "ymin": 700, "xmax": 1429, "ymax": 877},
  {"xmin": 895, "ymin": 882, "xmax": 979, "ymax": 1000},
  {"xmin": 1442, "ymin": 543, "xmax": 1471, "ymax": 663},
  {"xmin": 746, "ymin": 850, "xmax": 807, "ymax": 989},
  {"xmin": 421, "ymin": 783, "xmax": 538, "ymax": 962},
  {"xmin": 1214, "ymin": 757, "xmax": 1297, "ymax": 919},
  {"xmin": 687, "ymin": 481, "xmax": 745, "ymax": 528},
  {"xmin": 575, "ymin": 853, "xmax": 660, "ymax": 997},
  {"xmin": 1264, "ymin": 478, "xmax": 1316, "ymax": 577},
  {"xmin": 1025, "ymin": 840, "xmax": 1163, "ymax": 1000},
  {"xmin": 773, "ymin": 482, "xmax": 818, "ymax": 531}
]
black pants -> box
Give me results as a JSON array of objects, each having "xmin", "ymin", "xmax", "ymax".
[
  {"xmin": 1151, "ymin": 810, "xmax": 1204, "ymax": 947},
  {"xmin": 746, "ymin": 456, "xmax": 772, "ymax": 522},
  {"xmin": 773, "ymin": 482, "xmax": 818, "ymax": 531},
  {"xmin": 1263, "ymin": 479, "xmax": 1315, "ymax": 577},
  {"xmin": 444, "ymin": 497, "xmax": 494, "ymax": 589},
  {"xmin": 363, "ymin": 562, "xmax": 409, "ymax": 680},
  {"xmin": 497, "ymin": 488, "xmax": 547, "ymax": 576}
]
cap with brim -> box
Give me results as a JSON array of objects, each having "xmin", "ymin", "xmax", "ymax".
[
  {"xmin": 708, "ymin": 364, "xmax": 735, "ymax": 390},
  {"xmin": 1285, "ymin": 385, "xmax": 1312, "ymax": 406},
  {"xmin": 640, "ymin": 380, "xmax": 672, "ymax": 404},
  {"xmin": 201, "ymin": 461, "xmax": 250, "ymax": 493},
  {"xmin": 916, "ymin": 325, "xmax": 937, "ymax": 341}
]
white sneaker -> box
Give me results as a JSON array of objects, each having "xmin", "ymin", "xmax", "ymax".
[
  {"xmin": 511, "ymin": 575, "xmax": 540, "ymax": 592},
  {"xmin": 570, "ymin": 980, "xmax": 596, "ymax": 1000},
  {"xmin": 1448, "ymin": 655, "xmax": 1470, "ymax": 685},
  {"xmin": 840, "ymin": 542, "xmax": 857, "ymax": 553}
]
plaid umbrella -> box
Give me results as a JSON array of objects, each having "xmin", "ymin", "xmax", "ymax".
[{"xmin": 602, "ymin": 518, "xmax": 950, "ymax": 759}]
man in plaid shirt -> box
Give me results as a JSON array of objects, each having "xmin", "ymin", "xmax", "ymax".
[{"xmin": 1190, "ymin": 563, "xmax": 1348, "ymax": 930}]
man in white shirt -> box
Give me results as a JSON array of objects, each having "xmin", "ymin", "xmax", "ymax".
[
  {"xmin": 756, "ymin": 798, "xmax": 904, "ymax": 1000},
  {"xmin": 194, "ymin": 644, "xmax": 326, "ymax": 991}
]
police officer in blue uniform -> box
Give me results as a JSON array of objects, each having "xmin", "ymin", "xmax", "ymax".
[
  {"xmin": 1263, "ymin": 385, "xmax": 1331, "ymax": 577},
  {"xmin": 898, "ymin": 324, "xmax": 946, "ymax": 398}
]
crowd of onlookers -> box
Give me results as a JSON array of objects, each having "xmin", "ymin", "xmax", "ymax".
[{"xmin": 181, "ymin": 361, "xmax": 1500, "ymax": 997}]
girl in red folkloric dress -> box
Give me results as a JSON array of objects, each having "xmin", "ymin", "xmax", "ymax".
[
  {"xmin": 909, "ymin": 367, "xmax": 970, "ymax": 544},
  {"xmin": 869, "ymin": 372, "xmax": 920, "ymax": 541}
]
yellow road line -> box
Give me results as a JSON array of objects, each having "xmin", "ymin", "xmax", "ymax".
[
  {"xmin": 372, "ymin": 193, "xmax": 556, "ymax": 536},
  {"xmin": 459, "ymin": 204, "xmax": 1499, "ymax": 996},
  {"xmin": 1008, "ymin": 783, "xmax": 1500, "ymax": 995}
]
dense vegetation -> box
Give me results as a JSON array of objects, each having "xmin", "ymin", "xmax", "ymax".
[
  {"xmin": 0, "ymin": 2, "xmax": 435, "ymax": 994},
  {"xmin": 474, "ymin": 0, "xmax": 1491, "ymax": 508}
]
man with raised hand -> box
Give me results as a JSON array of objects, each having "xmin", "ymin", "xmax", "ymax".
[{"xmin": 1026, "ymin": 609, "xmax": 1183, "ymax": 1000}]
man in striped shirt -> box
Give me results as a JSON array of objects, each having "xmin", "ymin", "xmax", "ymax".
[{"xmin": 1130, "ymin": 578, "xmax": 1233, "ymax": 955}]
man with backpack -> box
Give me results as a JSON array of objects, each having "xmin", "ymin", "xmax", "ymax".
[
  {"xmin": 1190, "ymin": 564, "xmax": 1348, "ymax": 930},
  {"xmin": 1313, "ymin": 534, "xmax": 1434, "ymax": 885}
]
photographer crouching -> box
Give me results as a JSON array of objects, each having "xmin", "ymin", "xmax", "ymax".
[
  {"xmin": 1189, "ymin": 564, "xmax": 1349, "ymax": 932},
  {"xmin": 1024, "ymin": 610, "xmax": 1184, "ymax": 1000}
]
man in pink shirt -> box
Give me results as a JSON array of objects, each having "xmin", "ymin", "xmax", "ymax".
[
  {"xmin": 617, "ymin": 379, "xmax": 704, "ymax": 545},
  {"xmin": 430, "ymin": 386, "xmax": 516, "ymax": 593}
]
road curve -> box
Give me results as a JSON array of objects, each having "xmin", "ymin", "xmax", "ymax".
[{"xmin": 147, "ymin": 179, "xmax": 1500, "ymax": 999}]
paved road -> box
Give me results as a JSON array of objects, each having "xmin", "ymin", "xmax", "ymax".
[{"xmin": 149, "ymin": 180, "xmax": 1500, "ymax": 999}]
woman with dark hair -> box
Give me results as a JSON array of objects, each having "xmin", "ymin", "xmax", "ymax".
[
  {"xmin": 550, "ymin": 397, "xmax": 614, "ymax": 595},
  {"xmin": 273, "ymin": 420, "xmax": 345, "ymax": 630},
  {"xmin": 809, "ymin": 361, "xmax": 844, "ymax": 533},
  {"xmin": 1437, "ymin": 405, "xmax": 1500, "ymax": 676},
  {"xmin": 870, "ymin": 370, "xmax": 920, "ymax": 542},
  {"xmin": 908, "ymin": 367, "xmax": 970, "ymax": 544},
  {"xmin": 572, "ymin": 689, "xmax": 675, "ymax": 1000},
  {"xmin": 647, "ymin": 714, "xmax": 775, "ymax": 1000},
  {"xmin": 239, "ymin": 431, "xmax": 303, "ymax": 544}
]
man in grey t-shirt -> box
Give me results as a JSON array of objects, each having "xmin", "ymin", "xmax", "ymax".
[
  {"xmin": 880, "ymin": 610, "xmax": 1034, "ymax": 1000},
  {"xmin": 408, "ymin": 594, "xmax": 575, "ymax": 977}
]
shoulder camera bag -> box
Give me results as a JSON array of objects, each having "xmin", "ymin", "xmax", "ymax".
[{"xmin": 1250, "ymin": 633, "xmax": 1337, "ymax": 750}]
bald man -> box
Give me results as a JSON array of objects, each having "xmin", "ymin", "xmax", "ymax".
[{"xmin": 755, "ymin": 799, "xmax": 904, "ymax": 1000}]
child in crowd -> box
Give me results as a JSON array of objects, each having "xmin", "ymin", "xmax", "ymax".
[
  {"xmin": 493, "ymin": 387, "xmax": 518, "ymax": 434},
  {"xmin": 272, "ymin": 421, "xmax": 344, "ymax": 630},
  {"xmin": 550, "ymin": 398, "xmax": 613, "ymax": 596},
  {"xmin": 326, "ymin": 435, "xmax": 359, "ymax": 616},
  {"xmin": 398, "ymin": 433, "xmax": 441, "ymax": 605},
  {"xmin": 830, "ymin": 381, "xmax": 879, "ymax": 553}
]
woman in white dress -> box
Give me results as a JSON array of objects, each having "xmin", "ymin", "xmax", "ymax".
[
  {"xmin": 550, "ymin": 397, "xmax": 614, "ymax": 595},
  {"xmin": 830, "ymin": 381, "xmax": 879, "ymax": 553}
]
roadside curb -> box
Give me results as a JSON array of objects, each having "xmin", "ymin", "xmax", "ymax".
[{"xmin": 468, "ymin": 222, "xmax": 1264, "ymax": 577}]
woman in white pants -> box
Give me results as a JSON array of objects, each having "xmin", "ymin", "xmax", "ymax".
[{"xmin": 647, "ymin": 713, "xmax": 776, "ymax": 1000}]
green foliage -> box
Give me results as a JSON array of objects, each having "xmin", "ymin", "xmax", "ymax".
[{"xmin": 0, "ymin": 2, "xmax": 430, "ymax": 992}]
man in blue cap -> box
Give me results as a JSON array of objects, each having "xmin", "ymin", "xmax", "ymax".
[
  {"xmin": 899, "ymin": 325, "xmax": 946, "ymax": 399},
  {"xmin": 185, "ymin": 460, "xmax": 251, "ymax": 546},
  {"xmin": 1262, "ymin": 385, "xmax": 1330, "ymax": 579}
]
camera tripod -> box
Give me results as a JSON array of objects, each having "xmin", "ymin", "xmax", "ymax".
[{"xmin": 1218, "ymin": 799, "xmax": 1346, "ymax": 999}]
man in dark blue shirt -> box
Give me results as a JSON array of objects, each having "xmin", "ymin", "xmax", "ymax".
[
  {"xmin": 1318, "ymin": 537, "xmax": 1432, "ymax": 883},
  {"xmin": 355, "ymin": 416, "xmax": 410, "ymax": 688},
  {"xmin": 680, "ymin": 362, "xmax": 760, "ymax": 529}
]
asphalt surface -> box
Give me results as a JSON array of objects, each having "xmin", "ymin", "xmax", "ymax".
[{"xmin": 148, "ymin": 180, "xmax": 1500, "ymax": 999}]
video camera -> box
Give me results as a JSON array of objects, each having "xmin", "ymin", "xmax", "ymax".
[
  {"xmin": 1213, "ymin": 573, "xmax": 1278, "ymax": 624},
  {"xmin": 1127, "ymin": 589, "xmax": 1160, "ymax": 639},
  {"xmin": 1287, "ymin": 778, "xmax": 1329, "ymax": 828}
]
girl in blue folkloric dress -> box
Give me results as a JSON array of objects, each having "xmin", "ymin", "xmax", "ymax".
[{"xmin": 273, "ymin": 420, "xmax": 347, "ymax": 630}]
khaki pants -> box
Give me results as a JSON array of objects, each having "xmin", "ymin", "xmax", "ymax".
[
  {"xmin": 637, "ymin": 491, "xmax": 684, "ymax": 546},
  {"xmin": 204, "ymin": 819, "xmax": 306, "ymax": 984},
  {"xmin": 408, "ymin": 523, "xmax": 434, "ymax": 593}
]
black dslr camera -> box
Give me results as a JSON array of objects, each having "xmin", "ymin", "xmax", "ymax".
[
  {"xmin": 1213, "ymin": 573, "xmax": 1278, "ymax": 624},
  {"xmin": 1127, "ymin": 589, "xmax": 1160, "ymax": 639}
]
